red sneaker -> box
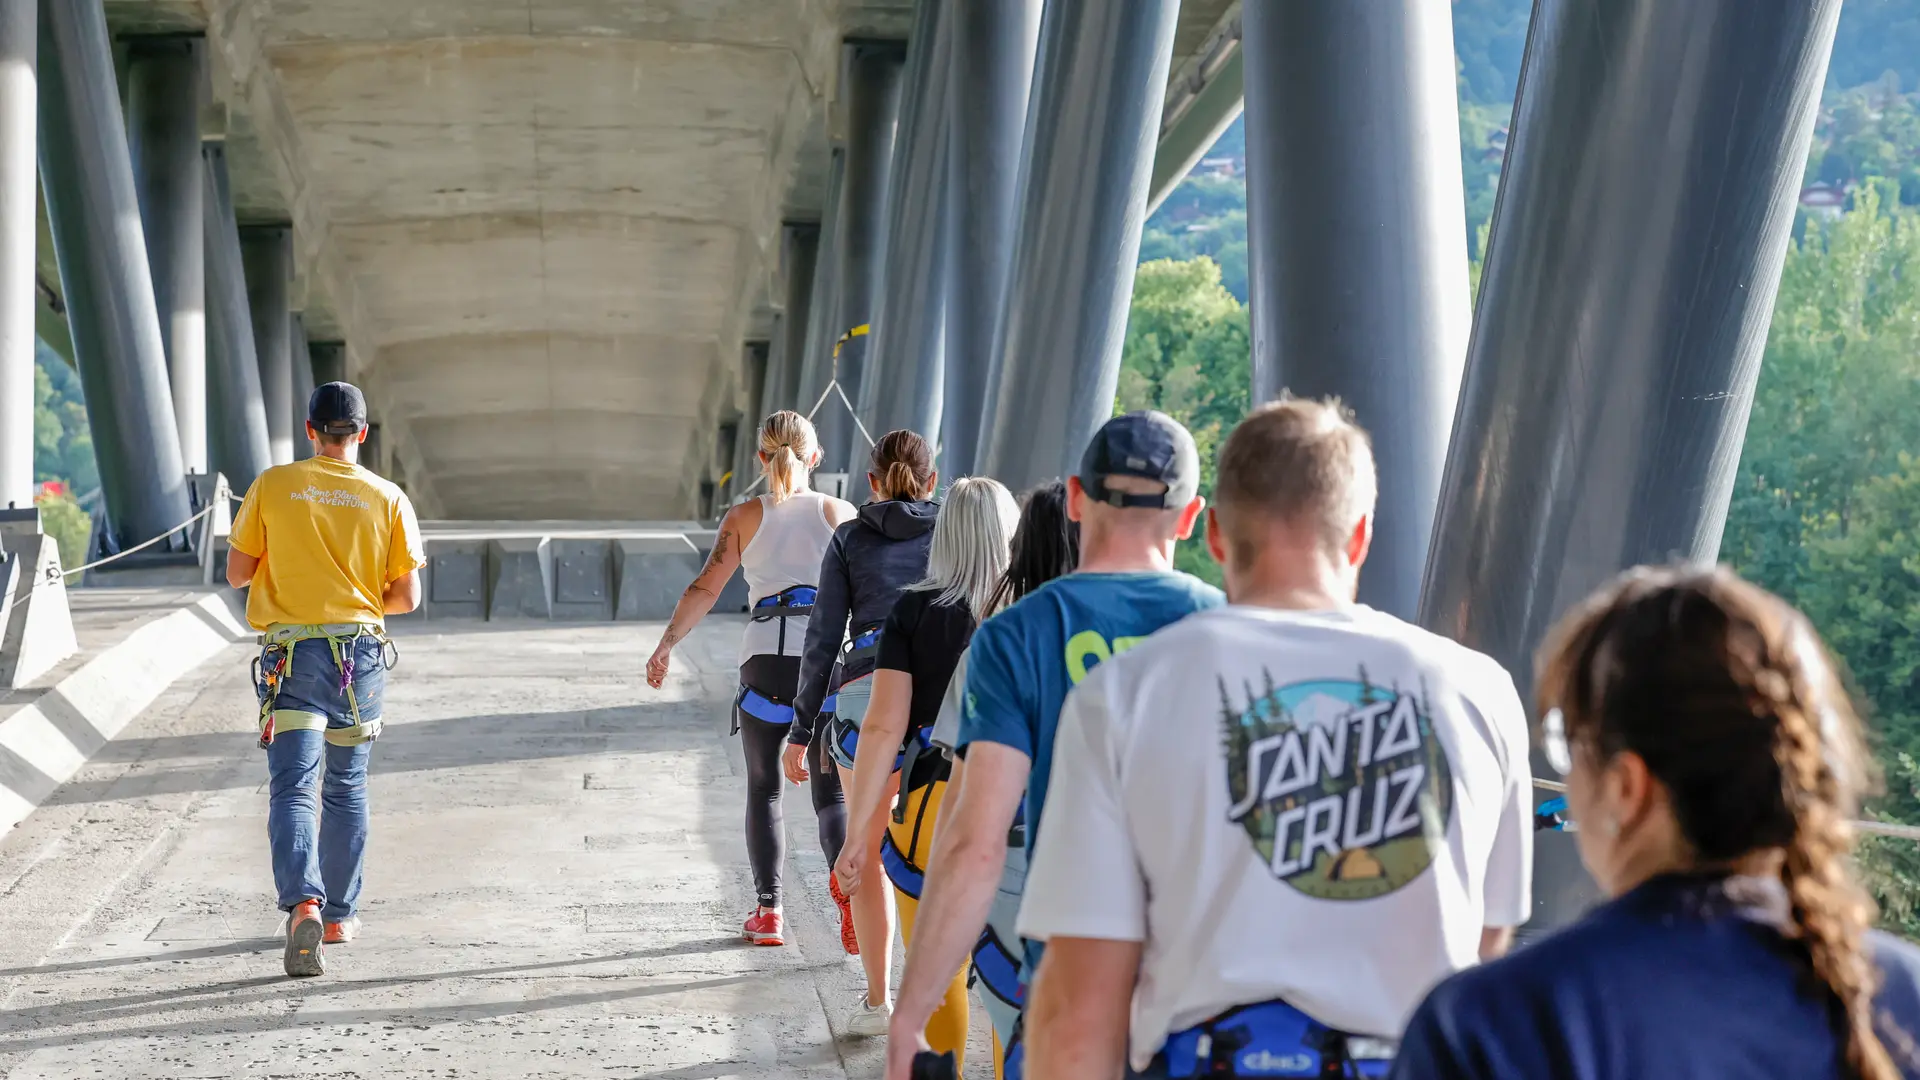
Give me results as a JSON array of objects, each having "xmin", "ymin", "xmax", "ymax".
[
  {"xmin": 743, "ymin": 907, "xmax": 785, "ymax": 946},
  {"xmin": 830, "ymin": 876, "xmax": 859, "ymax": 956},
  {"xmin": 283, "ymin": 899, "xmax": 325, "ymax": 977}
]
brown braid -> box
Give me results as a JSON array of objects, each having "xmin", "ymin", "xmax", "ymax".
[{"xmin": 1538, "ymin": 566, "xmax": 1910, "ymax": 1080}]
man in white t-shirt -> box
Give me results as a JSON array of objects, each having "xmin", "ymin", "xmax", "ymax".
[{"xmin": 1017, "ymin": 398, "xmax": 1534, "ymax": 1078}]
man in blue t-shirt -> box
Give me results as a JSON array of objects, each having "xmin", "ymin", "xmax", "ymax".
[{"xmin": 883, "ymin": 412, "xmax": 1224, "ymax": 1080}]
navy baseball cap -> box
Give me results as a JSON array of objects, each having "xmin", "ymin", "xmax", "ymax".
[
  {"xmin": 1078, "ymin": 410, "xmax": 1201, "ymax": 510},
  {"xmin": 308, "ymin": 381, "xmax": 367, "ymax": 435}
]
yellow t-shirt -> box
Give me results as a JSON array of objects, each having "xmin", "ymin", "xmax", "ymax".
[{"xmin": 229, "ymin": 456, "xmax": 427, "ymax": 630}]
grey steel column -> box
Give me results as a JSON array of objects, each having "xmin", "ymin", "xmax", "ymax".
[
  {"xmin": 0, "ymin": 0, "xmax": 32, "ymax": 510},
  {"xmin": 823, "ymin": 43, "xmax": 904, "ymax": 472},
  {"xmin": 37, "ymin": 0, "xmax": 191, "ymax": 549},
  {"xmin": 127, "ymin": 36, "xmax": 207, "ymax": 475},
  {"xmin": 795, "ymin": 149, "xmax": 845, "ymax": 424},
  {"xmin": 309, "ymin": 340, "xmax": 345, "ymax": 386},
  {"xmin": 979, "ymin": 0, "xmax": 1182, "ymax": 490},
  {"xmin": 1418, "ymin": 0, "xmax": 1841, "ymax": 933},
  {"xmin": 201, "ymin": 141, "xmax": 270, "ymax": 490},
  {"xmin": 240, "ymin": 225, "xmax": 293, "ymax": 465},
  {"xmin": 862, "ymin": 4, "xmax": 953, "ymax": 444},
  {"xmin": 945, "ymin": 0, "xmax": 1042, "ymax": 478},
  {"xmin": 773, "ymin": 222, "xmax": 819, "ymax": 414},
  {"xmin": 290, "ymin": 313, "xmax": 315, "ymax": 461},
  {"xmin": 1243, "ymin": 2, "xmax": 1471, "ymax": 622}
]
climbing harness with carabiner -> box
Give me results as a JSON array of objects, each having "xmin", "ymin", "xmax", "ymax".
[{"xmin": 254, "ymin": 623, "xmax": 398, "ymax": 749}]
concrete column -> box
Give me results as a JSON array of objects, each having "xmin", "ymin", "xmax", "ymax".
[
  {"xmin": 201, "ymin": 141, "xmax": 271, "ymax": 490},
  {"xmin": 979, "ymin": 0, "xmax": 1182, "ymax": 490},
  {"xmin": 126, "ymin": 36, "xmax": 207, "ymax": 475},
  {"xmin": 1418, "ymin": 0, "xmax": 1841, "ymax": 933},
  {"xmin": 944, "ymin": 0, "xmax": 1042, "ymax": 479},
  {"xmin": 862, "ymin": 4, "xmax": 953, "ymax": 445},
  {"xmin": 795, "ymin": 150, "xmax": 844, "ymax": 425},
  {"xmin": 37, "ymin": 0, "xmax": 191, "ymax": 550},
  {"xmin": 290, "ymin": 313, "xmax": 315, "ymax": 461},
  {"xmin": 240, "ymin": 225, "xmax": 293, "ymax": 465},
  {"xmin": 773, "ymin": 222, "xmax": 819, "ymax": 414},
  {"xmin": 0, "ymin": 0, "xmax": 33, "ymax": 510},
  {"xmin": 822, "ymin": 44, "xmax": 904, "ymax": 473},
  {"xmin": 1242, "ymin": 2, "xmax": 1471, "ymax": 622},
  {"xmin": 309, "ymin": 340, "xmax": 345, "ymax": 386}
]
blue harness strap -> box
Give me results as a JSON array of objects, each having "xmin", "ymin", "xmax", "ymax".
[
  {"xmin": 842, "ymin": 622, "xmax": 885, "ymax": 666},
  {"xmin": 1003, "ymin": 1017, "xmax": 1026, "ymax": 1080},
  {"xmin": 832, "ymin": 714, "xmax": 928, "ymax": 773},
  {"xmin": 1156, "ymin": 1000, "xmax": 1395, "ymax": 1079},
  {"xmin": 880, "ymin": 830, "xmax": 924, "ymax": 899},
  {"xmin": 971, "ymin": 925, "xmax": 1024, "ymax": 1009},
  {"xmin": 736, "ymin": 687, "xmax": 793, "ymax": 725},
  {"xmin": 751, "ymin": 584, "xmax": 817, "ymax": 654},
  {"xmin": 751, "ymin": 585, "xmax": 817, "ymax": 619}
]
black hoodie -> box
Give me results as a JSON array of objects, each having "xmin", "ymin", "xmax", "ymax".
[{"xmin": 789, "ymin": 498, "xmax": 939, "ymax": 746}]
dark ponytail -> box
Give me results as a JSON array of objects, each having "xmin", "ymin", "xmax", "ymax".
[
  {"xmin": 985, "ymin": 481, "xmax": 1079, "ymax": 615},
  {"xmin": 871, "ymin": 429, "xmax": 934, "ymax": 501},
  {"xmin": 1538, "ymin": 566, "xmax": 1909, "ymax": 1080}
]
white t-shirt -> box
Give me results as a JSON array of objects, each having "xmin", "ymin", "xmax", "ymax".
[{"xmin": 1017, "ymin": 603, "xmax": 1533, "ymax": 1071}]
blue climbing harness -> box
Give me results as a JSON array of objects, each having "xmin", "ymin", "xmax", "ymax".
[
  {"xmin": 1154, "ymin": 1000, "xmax": 1396, "ymax": 1078},
  {"xmin": 1536, "ymin": 795, "xmax": 1576, "ymax": 833},
  {"xmin": 751, "ymin": 584, "xmax": 817, "ymax": 654},
  {"xmin": 971, "ymin": 924, "xmax": 1024, "ymax": 1010}
]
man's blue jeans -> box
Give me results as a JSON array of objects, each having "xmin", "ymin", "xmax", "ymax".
[{"xmin": 261, "ymin": 635, "xmax": 385, "ymax": 920}]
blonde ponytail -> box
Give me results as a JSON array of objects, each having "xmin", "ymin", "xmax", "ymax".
[{"xmin": 760, "ymin": 410, "xmax": 818, "ymax": 503}]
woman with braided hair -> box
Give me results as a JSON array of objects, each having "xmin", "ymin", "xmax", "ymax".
[{"xmin": 1391, "ymin": 565, "xmax": 1920, "ymax": 1080}]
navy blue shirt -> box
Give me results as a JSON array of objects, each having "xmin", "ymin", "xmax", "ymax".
[{"xmin": 1391, "ymin": 874, "xmax": 1920, "ymax": 1080}]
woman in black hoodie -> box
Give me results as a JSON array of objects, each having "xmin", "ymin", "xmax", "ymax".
[{"xmin": 783, "ymin": 428, "xmax": 938, "ymax": 1034}]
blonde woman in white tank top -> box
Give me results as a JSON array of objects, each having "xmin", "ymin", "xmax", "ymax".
[{"xmin": 645, "ymin": 411, "xmax": 855, "ymax": 949}]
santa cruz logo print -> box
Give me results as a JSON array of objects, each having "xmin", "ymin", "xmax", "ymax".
[{"xmin": 1221, "ymin": 671, "xmax": 1452, "ymax": 900}]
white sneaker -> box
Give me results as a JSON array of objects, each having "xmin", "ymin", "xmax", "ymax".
[{"xmin": 847, "ymin": 997, "xmax": 891, "ymax": 1037}]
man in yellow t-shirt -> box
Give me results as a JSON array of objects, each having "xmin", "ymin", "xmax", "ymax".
[{"xmin": 228, "ymin": 381, "xmax": 425, "ymax": 978}]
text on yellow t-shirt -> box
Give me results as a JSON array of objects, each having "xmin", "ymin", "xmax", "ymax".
[{"xmin": 229, "ymin": 455, "xmax": 427, "ymax": 630}]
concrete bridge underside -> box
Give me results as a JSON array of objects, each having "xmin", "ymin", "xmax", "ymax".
[{"xmin": 64, "ymin": 0, "xmax": 1235, "ymax": 520}]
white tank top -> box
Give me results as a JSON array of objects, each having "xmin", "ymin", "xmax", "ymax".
[{"xmin": 738, "ymin": 491, "xmax": 839, "ymax": 661}]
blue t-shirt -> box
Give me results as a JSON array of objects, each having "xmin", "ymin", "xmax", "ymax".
[
  {"xmin": 956, "ymin": 570, "xmax": 1224, "ymax": 971},
  {"xmin": 1391, "ymin": 874, "xmax": 1920, "ymax": 1080}
]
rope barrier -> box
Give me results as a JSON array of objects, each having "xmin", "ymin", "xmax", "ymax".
[
  {"xmin": 736, "ymin": 324, "xmax": 877, "ymax": 501},
  {"xmin": 1533, "ymin": 776, "xmax": 1920, "ymax": 841},
  {"xmin": 59, "ymin": 503, "xmax": 216, "ymax": 578}
]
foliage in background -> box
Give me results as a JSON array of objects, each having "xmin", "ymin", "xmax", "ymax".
[
  {"xmin": 33, "ymin": 341, "xmax": 94, "ymax": 570},
  {"xmin": 1141, "ymin": 143, "xmax": 1250, "ymax": 302},
  {"xmin": 35, "ymin": 493, "xmax": 90, "ymax": 572},
  {"xmin": 1714, "ymin": 184, "xmax": 1920, "ymax": 935},
  {"xmin": 1115, "ymin": 258, "xmax": 1249, "ymax": 586},
  {"xmin": 35, "ymin": 342, "xmax": 95, "ymax": 496}
]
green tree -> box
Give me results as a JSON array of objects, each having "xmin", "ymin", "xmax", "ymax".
[
  {"xmin": 1117, "ymin": 257, "xmax": 1251, "ymax": 585},
  {"xmin": 34, "ymin": 341, "xmax": 97, "ymax": 496},
  {"xmin": 1724, "ymin": 184, "xmax": 1920, "ymax": 606},
  {"xmin": 1722, "ymin": 185, "xmax": 1920, "ymax": 936}
]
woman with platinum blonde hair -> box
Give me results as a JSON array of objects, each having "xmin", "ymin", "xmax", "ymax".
[{"xmin": 832, "ymin": 476, "xmax": 1019, "ymax": 1065}]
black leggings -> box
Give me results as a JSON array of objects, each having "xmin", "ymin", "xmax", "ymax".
[{"xmin": 739, "ymin": 655, "xmax": 846, "ymax": 909}]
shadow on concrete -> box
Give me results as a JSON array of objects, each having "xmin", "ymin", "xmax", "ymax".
[
  {"xmin": 43, "ymin": 701, "xmax": 723, "ymax": 808},
  {"xmin": 0, "ymin": 937, "xmax": 749, "ymax": 1034},
  {"xmin": 0, "ymin": 949, "xmax": 853, "ymax": 1055},
  {"xmin": 0, "ymin": 939, "xmax": 265, "ymax": 980}
]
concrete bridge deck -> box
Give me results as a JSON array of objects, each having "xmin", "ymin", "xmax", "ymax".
[{"xmin": 0, "ymin": 616, "xmax": 989, "ymax": 1078}]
